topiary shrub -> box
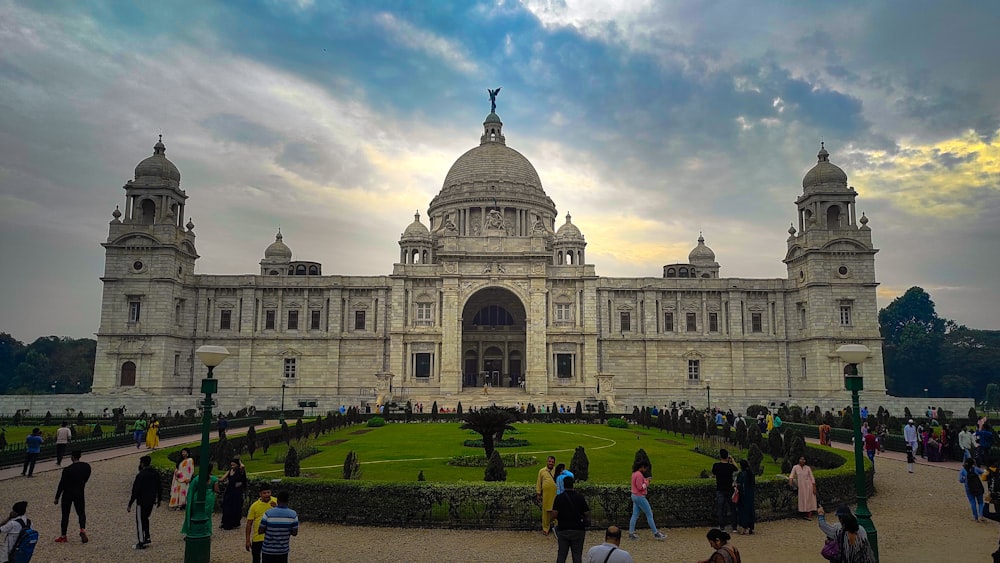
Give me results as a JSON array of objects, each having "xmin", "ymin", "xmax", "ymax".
[
  {"xmin": 343, "ymin": 450, "xmax": 361, "ymax": 480},
  {"xmin": 608, "ymin": 418, "xmax": 629, "ymax": 429},
  {"xmin": 284, "ymin": 446, "xmax": 300, "ymax": 477},
  {"xmin": 767, "ymin": 429, "xmax": 784, "ymax": 462},
  {"xmin": 746, "ymin": 404, "xmax": 769, "ymax": 419},
  {"xmin": 367, "ymin": 416, "xmax": 386, "ymax": 428},
  {"xmin": 734, "ymin": 418, "xmax": 747, "ymax": 449},
  {"xmin": 789, "ymin": 406, "xmax": 803, "ymax": 423},
  {"xmin": 90, "ymin": 423, "xmax": 103, "ymax": 438},
  {"xmin": 457, "ymin": 402, "xmax": 463, "ymax": 415},
  {"xmin": 484, "ymin": 450, "xmax": 507, "ymax": 482},
  {"xmin": 569, "ymin": 445, "xmax": 590, "ymax": 482},
  {"xmin": 44, "ymin": 411, "xmax": 52, "ymax": 425},
  {"xmin": 781, "ymin": 434, "xmax": 806, "ymax": 474},
  {"xmin": 747, "ymin": 443, "xmax": 764, "ymax": 476},
  {"xmin": 417, "ymin": 470, "xmax": 425, "ymax": 481},
  {"xmin": 246, "ymin": 426, "xmax": 258, "ymax": 460},
  {"xmin": 77, "ymin": 411, "xmax": 85, "ymax": 424}
]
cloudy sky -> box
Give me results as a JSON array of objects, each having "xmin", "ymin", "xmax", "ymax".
[{"xmin": 2, "ymin": 0, "xmax": 998, "ymax": 341}]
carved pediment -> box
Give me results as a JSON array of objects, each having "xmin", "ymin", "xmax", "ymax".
[
  {"xmin": 353, "ymin": 301, "xmax": 369, "ymax": 310},
  {"xmin": 747, "ymin": 304, "xmax": 766, "ymax": 312},
  {"xmin": 217, "ymin": 301, "xmax": 236, "ymax": 309},
  {"xmin": 280, "ymin": 347, "xmax": 302, "ymax": 358},
  {"xmin": 683, "ymin": 349, "xmax": 704, "ymax": 359},
  {"xmin": 617, "ymin": 303, "xmax": 634, "ymax": 311},
  {"xmin": 414, "ymin": 291, "xmax": 434, "ymax": 302}
]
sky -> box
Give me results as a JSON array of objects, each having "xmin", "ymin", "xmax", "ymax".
[{"xmin": 1, "ymin": 0, "xmax": 998, "ymax": 342}]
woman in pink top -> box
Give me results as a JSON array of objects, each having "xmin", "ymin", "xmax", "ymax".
[{"xmin": 628, "ymin": 461, "xmax": 666, "ymax": 541}]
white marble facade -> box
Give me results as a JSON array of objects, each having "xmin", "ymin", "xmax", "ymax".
[{"xmin": 88, "ymin": 113, "xmax": 893, "ymax": 415}]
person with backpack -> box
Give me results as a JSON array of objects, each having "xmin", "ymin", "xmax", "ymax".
[
  {"xmin": 1, "ymin": 501, "xmax": 37, "ymax": 563},
  {"xmin": 959, "ymin": 457, "xmax": 987, "ymax": 522},
  {"xmin": 549, "ymin": 476, "xmax": 591, "ymax": 563}
]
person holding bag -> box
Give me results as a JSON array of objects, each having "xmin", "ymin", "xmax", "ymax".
[{"xmin": 817, "ymin": 505, "xmax": 875, "ymax": 563}]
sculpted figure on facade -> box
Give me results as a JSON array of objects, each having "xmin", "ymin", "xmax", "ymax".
[{"xmin": 485, "ymin": 208, "xmax": 505, "ymax": 230}]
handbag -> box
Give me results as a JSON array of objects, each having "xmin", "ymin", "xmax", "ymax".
[
  {"xmin": 731, "ymin": 488, "xmax": 740, "ymax": 504},
  {"xmin": 821, "ymin": 530, "xmax": 843, "ymax": 561}
]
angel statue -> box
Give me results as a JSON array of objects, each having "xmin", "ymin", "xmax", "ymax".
[{"xmin": 488, "ymin": 87, "xmax": 501, "ymax": 113}]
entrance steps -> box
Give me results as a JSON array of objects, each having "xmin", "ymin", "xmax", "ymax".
[{"xmin": 394, "ymin": 388, "xmax": 602, "ymax": 413}]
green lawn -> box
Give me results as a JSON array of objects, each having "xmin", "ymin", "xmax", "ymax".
[
  {"xmin": 1, "ymin": 425, "xmax": 65, "ymax": 445},
  {"xmin": 166, "ymin": 423, "xmax": 785, "ymax": 484}
]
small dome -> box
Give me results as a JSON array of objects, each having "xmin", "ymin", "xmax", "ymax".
[
  {"xmin": 401, "ymin": 211, "xmax": 431, "ymax": 240},
  {"xmin": 134, "ymin": 135, "xmax": 181, "ymax": 185},
  {"xmin": 802, "ymin": 142, "xmax": 847, "ymax": 190},
  {"xmin": 555, "ymin": 212, "xmax": 584, "ymax": 240},
  {"xmin": 263, "ymin": 230, "xmax": 292, "ymax": 262},
  {"xmin": 688, "ymin": 234, "xmax": 716, "ymax": 263},
  {"xmin": 484, "ymin": 112, "xmax": 502, "ymax": 124}
]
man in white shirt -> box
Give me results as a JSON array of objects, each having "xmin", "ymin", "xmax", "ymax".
[
  {"xmin": 586, "ymin": 525, "xmax": 633, "ymax": 563},
  {"xmin": 903, "ymin": 419, "xmax": 919, "ymax": 456},
  {"xmin": 55, "ymin": 421, "xmax": 73, "ymax": 466},
  {"xmin": 959, "ymin": 426, "xmax": 974, "ymax": 461}
]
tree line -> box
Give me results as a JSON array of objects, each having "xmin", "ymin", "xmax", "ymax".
[
  {"xmin": 880, "ymin": 287, "xmax": 999, "ymax": 404},
  {"xmin": 0, "ymin": 333, "xmax": 95, "ymax": 394}
]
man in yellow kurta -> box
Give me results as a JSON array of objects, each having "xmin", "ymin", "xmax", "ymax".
[{"xmin": 536, "ymin": 455, "xmax": 557, "ymax": 535}]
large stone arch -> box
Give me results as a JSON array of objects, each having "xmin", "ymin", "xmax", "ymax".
[{"xmin": 460, "ymin": 285, "xmax": 528, "ymax": 389}]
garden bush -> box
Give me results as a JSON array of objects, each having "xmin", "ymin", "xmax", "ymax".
[
  {"xmin": 569, "ymin": 445, "xmax": 590, "ymax": 482},
  {"xmin": 343, "ymin": 450, "xmax": 362, "ymax": 480},
  {"xmin": 607, "ymin": 418, "xmax": 629, "ymax": 429},
  {"xmin": 367, "ymin": 416, "xmax": 386, "ymax": 428},
  {"xmin": 284, "ymin": 446, "xmax": 300, "ymax": 477},
  {"xmin": 448, "ymin": 454, "xmax": 537, "ymax": 468},
  {"xmin": 484, "ymin": 450, "xmax": 507, "ymax": 482}
]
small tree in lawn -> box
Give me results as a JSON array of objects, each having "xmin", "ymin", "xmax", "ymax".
[
  {"xmin": 735, "ymin": 418, "xmax": 747, "ymax": 449},
  {"xmin": 457, "ymin": 402, "xmax": 463, "ymax": 415},
  {"xmin": 968, "ymin": 407, "xmax": 979, "ymax": 427},
  {"xmin": 295, "ymin": 418, "xmax": 304, "ymax": 440},
  {"xmin": 343, "ymin": 450, "xmax": 361, "ymax": 480},
  {"xmin": 417, "ymin": 470, "xmax": 425, "ymax": 481},
  {"xmin": 597, "ymin": 401, "xmax": 606, "ymax": 424},
  {"xmin": 632, "ymin": 448, "xmax": 652, "ymax": 477},
  {"xmin": 671, "ymin": 409, "xmax": 679, "ymax": 436},
  {"xmin": 767, "ymin": 429, "xmax": 784, "ymax": 462},
  {"xmin": 460, "ymin": 406, "xmax": 519, "ymax": 459},
  {"xmin": 284, "ymin": 446, "xmax": 300, "ymax": 477},
  {"xmin": 431, "ymin": 401, "xmax": 438, "ymax": 421},
  {"xmin": 575, "ymin": 401, "xmax": 583, "ymax": 419},
  {"xmin": 484, "ymin": 450, "xmax": 507, "ymax": 482},
  {"xmin": 569, "ymin": 446, "xmax": 590, "ymax": 482},
  {"xmin": 280, "ymin": 420, "xmax": 290, "ymax": 446},
  {"xmin": 246, "ymin": 426, "xmax": 258, "ymax": 460},
  {"xmin": 90, "ymin": 423, "xmax": 102, "ymax": 438},
  {"xmin": 747, "ymin": 443, "xmax": 764, "ymax": 476},
  {"xmin": 77, "ymin": 411, "xmax": 85, "ymax": 424},
  {"xmin": 314, "ymin": 416, "xmax": 322, "ymax": 438},
  {"xmin": 261, "ymin": 435, "xmax": 270, "ymax": 454},
  {"xmin": 782, "ymin": 434, "xmax": 806, "ymax": 474},
  {"xmin": 44, "ymin": 411, "xmax": 52, "ymax": 425}
]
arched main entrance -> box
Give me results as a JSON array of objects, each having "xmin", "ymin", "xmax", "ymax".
[{"xmin": 461, "ymin": 287, "xmax": 526, "ymax": 389}]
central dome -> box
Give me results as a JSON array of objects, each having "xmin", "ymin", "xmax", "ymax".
[{"xmin": 441, "ymin": 143, "xmax": 543, "ymax": 194}]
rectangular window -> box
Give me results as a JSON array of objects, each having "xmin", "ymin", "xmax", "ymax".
[
  {"xmin": 414, "ymin": 353, "xmax": 432, "ymax": 378},
  {"xmin": 840, "ymin": 305, "xmax": 852, "ymax": 326},
  {"xmin": 556, "ymin": 353, "xmax": 574, "ymax": 378},
  {"xmin": 416, "ymin": 303, "xmax": 432, "ymax": 322},
  {"xmin": 175, "ymin": 300, "xmax": 184, "ymax": 325},
  {"xmin": 709, "ymin": 312, "xmax": 719, "ymax": 332},
  {"xmin": 128, "ymin": 300, "xmax": 141, "ymax": 323},
  {"xmin": 620, "ymin": 312, "xmax": 631, "ymax": 332},
  {"xmin": 287, "ymin": 310, "xmax": 299, "ymax": 330},
  {"xmin": 265, "ymin": 310, "xmax": 276, "ymax": 330},
  {"xmin": 801, "ymin": 356, "xmax": 808, "ymax": 379},
  {"xmin": 555, "ymin": 303, "xmax": 572, "ymax": 322},
  {"xmin": 798, "ymin": 304, "xmax": 807, "ymax": 329},
  {"xmin": 355, "ymin": 310, "xmax": 366, "ymax": 331},
  {"xmin": 686, "ymin": 312, "xmax": 697, "ymax": 332},
  {"xmin": 219, "ymin": 309, "xmax": 232, "ymax": 330},
  {"xmin": 664, "ymin": 312, "xmax": 674, "ymax": 332},
  {"xmin": 283, "ymin": 358, "xmax": 296, "ymax": 378},
  {"xmin": 310, "ymin": 310, "xmax": 321, "ymax": 330},
  {"xmin": 751, "ymin": 312, "xmax": 763, "ymax": 333},
  {"xmin": 687, "ymin": 359, "xmax": 700, "ymax": 380},
  {"xmin": 174, "ymin": 354, "xmax": 180, "ymax": 376}
]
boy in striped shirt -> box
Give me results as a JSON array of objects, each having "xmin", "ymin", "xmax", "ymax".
[{"xmin": 257, "ymin": 491, "xmax": 298, "ymax": 563}]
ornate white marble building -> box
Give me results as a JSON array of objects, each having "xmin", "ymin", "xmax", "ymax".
[{"xmin": 88, "ymin": 105, "xmax": 892, "ymax": 414}]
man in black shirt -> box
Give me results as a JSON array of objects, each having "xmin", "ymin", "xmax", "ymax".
[
  {"xmin": 711, "ymin": 448, "xmax": 738, "ymax": 533},
  {"xmin": 128, "ymin": 455, "xmax": 163, "ymax": 549},
  {"xmin": 549, "ymin": 476, "xmax": 591, "ymax": 563},
  {"xmin": 53, "ymin": 450, "xmax": 91, "ymax": 544}
]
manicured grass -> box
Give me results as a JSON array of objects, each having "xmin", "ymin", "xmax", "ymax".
[
  {"xmin": 183, "ymin": 423, "xmax": 785, "ymax": 484},
  {"xmin": 1, "ymin": 425, "xmax": 65, "ymax": 444}
]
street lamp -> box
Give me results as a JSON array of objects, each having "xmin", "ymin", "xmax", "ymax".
[
  {"xmin": 836, "ymin": 344, "xmax": 878, "ymax": 561},
  {"xmin": 280, "ymin": 381, "xmax": 287, "ymax": 423},
  {"xmin": 184, "ymin": 345, "xmax": 230, "ymax": 563},
  {"xmin": 704, "ymin": 379, "xmax": 712, "ymax": 411}
]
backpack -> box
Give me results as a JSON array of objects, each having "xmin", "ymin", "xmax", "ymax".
[
  {"xmin": 967, "ymin": 470, "xmax": 984, "ymax": 495},
  {"xmin": 9, "ymin": 517, "xmax": 38, "ymax": 563}
]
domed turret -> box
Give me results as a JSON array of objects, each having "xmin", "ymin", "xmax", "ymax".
[
  {"xmin": 401, "ymin": 211, "xmax": 431, "ymax": 240},
  {"xmin": 802, "ymin": 142, "xmax": 847, "ymax": 191},
  {"xmin": 134, "ymin": 135, "xmax": 181, "ymax": 186},
  {"xmin": 688, "ymin": 234, "xmax": 716, "ymax": 263},
  {"xmin": 555, "ymin": 213, "xmax": 584, "ymax": 240},
  {"xmin": 263, "ymin": 230, "xmax": 292, "ymax": 262}
]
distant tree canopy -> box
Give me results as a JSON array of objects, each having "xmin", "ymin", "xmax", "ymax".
[
  {"xmin": 879, "ymin": 287, "xmax": 998, "ymax": 401},
  {"xmin": 0, "ymin": 333, "xmax": 95, "ymax": 394}
]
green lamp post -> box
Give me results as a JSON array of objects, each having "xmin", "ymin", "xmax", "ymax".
[
  {"xmin": 184, "ymin": 345, "xmax": 230, "ymax": 563},
  {"xmin": 836, "ymin": 344, "xmax": 878, "ymax": 561}
]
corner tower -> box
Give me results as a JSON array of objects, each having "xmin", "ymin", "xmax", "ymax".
[{"xmin": 92, "ymin": 137, "xmax": 199, "ymax": 395}]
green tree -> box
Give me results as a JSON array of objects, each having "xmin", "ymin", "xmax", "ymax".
[
  {"xmin": 767, "ymin": 429, "xmax": 784, "ymax": 462},
  {"xmin": 343, "ymin": 450, "xmax": 361, "ymax": 480},
  {"xmin": 246, "ymin": 426, "xmax": 258, "ymax": 460},
  {"xmin": 879, "ymin": 287, "xmax": 950, "ymax": 396},
  {"xmin": 459, "ymin": 406, "xmax": 519, "ymax": 459},
  {"xmin": 569, "ymin": 445, "xmax": 590, "ymax": 482},
  {"xmin": 986, "ymin": 383, "xmax": 1000, "ymax": 410},
  {"xmin": 283, "ymin": 446, "xmax": 300, "ymax": 477},
  {"xmin": 484, "ymin": 450, "xmax": 507, "ymax": 482},
  {"xmin": 747, "ymin": 443, "xmax": 764, "ymax": 476}
]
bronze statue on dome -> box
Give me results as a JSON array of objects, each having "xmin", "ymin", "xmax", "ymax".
[{"xmin": 488, "ymin": 87, "xmax": 501, "ymax": 113}]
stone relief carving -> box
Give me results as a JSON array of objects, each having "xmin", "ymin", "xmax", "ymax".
[{"xmin": 485, "ymin": 209, "xmax": 506, "ymax": 230}]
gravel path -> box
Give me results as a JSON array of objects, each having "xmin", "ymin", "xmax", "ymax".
[{"xmin": 3, "ymin": 446, "xmax": 997, "ymax": 562}]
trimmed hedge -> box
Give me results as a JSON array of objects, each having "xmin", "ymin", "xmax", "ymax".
[{"xmin": 154, "ymin": 440, "xmax": 865, "ymax": 529}]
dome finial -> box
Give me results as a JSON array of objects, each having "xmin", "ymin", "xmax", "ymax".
[
  {"xmin": 276, "ymin": 227, "xmax": 282, "ymax": 241},
  {"xmin": 788, "ymin": 223, "xmax": 797, "ymax": 236},
  {"xmin": 565, "ymin": 211, "xmax": 572, "ymax": 223},
  {"xmin": 153, "ymin": 134, "xmax": 166, "ymax": 155},
  {"xmin": 414, "ymin": 210, "xmax": 420, "ymax": 221},
  {"xmin": 698, "ymin": 231, "xmax": 705, "ymax": 244},
  {"xmin": 859, "ymin": 212, "xmax": 869, "ymax": 226},
  {"xmin": 817, "ymin": 141, "xmax": 829, "ymax": 162}
]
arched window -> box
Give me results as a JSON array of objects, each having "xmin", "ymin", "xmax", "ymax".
[
  {"xmin": 139, "ymin": 199, "xmax": 156, "ymax": 225},
  {"xmin": 679, "ymin": 267, "xmax": 688, "ymax": 278},
  {"xmin": 666, "ymin": 268, "xmax": 676, "ymax": 278},
  {"xmin": 702, "ymin": 273, "xmax": 711, "ymax": 278},
  {"xmin": 308, "ymin": 265, "xmax": 318, "ymax": 275},
  {"xmin": 296, "ymin": 264, "xmax": 306, "ymax": 275},
  {"xmin": 827, "ymin": 205, "xmax": 842, "ymax": 228},
  {"xmin": 557, "ymin": 251, "xmax": 564, "ymax": 265},
  {"xmin": 120, "ymin": 361, "xmax": 136, "ymax": 386},
  {"xmin": 566, "ymin": 252, "xmax": 574, "ymax": 265},
  {"xmin": 422, "ymin": 250, "xmax": 429, "ymax": 264},
  {"xmin": 412, "ymin": 249, "xmax": 420, "ymax": 264},
  {"xmin": 288, "ymin": 267, "xmax": 294, "ymax": 275},
  {"xmin": 473, "ymin": 305, "xmax": 515, "ymax": 326}
]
